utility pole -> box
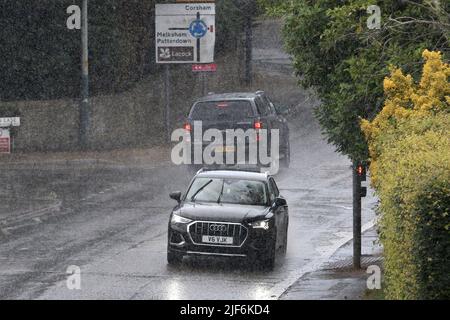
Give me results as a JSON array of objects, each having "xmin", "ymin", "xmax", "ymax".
[
  {"xmin": 79, "ymin": 0, "xmax": 89, "ymax": 149},
  {"xmin": 244, "ymin": 11, "xmax": 253, "ymax": 85},
  {"xmin": 164, "ymin": 65, "xmax": 171, "ymax": 142},
  {"xmin": 243, "ymin": 0, "xmax": 257, "ymax": 86}
]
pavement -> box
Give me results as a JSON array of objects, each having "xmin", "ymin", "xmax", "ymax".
[{"xmin": 280, "ymin": 227, "xmax": 383, "ymax": 300}]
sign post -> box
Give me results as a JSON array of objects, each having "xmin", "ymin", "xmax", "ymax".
[
  {"xmin": 192, "ymin": 63, "xmax": 217, "ymax": 96},
  {"xmin": 155, "ymin": 2, "xmax": 216, "ymax": 140},
  {"xmin": 0, "ymin": 128, "xmax": 11, "ymax": 154},
  {"xmin": 80, "ymin": 0, "xmax": 89, "ymax": 149},
  {"xmin": 164, "ymin": 65, "xmax": 171, "ymax": 141}
]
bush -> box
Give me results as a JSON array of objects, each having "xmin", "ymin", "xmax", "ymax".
[
  {"xmin": 361, "ymin": 50, "xmax": 450, "ymax": 299},
  {"xmin": 376, "ymin": 127, "xmax": 450, "ymax": 299}
]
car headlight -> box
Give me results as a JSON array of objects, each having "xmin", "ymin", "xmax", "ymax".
[
  {"xmin": 171, "ymin": 214, "xmax": 192, "ymax": 224},
  {"xmin": 249, "ymin": 219, "xmax": 270, "ymax": 230}
]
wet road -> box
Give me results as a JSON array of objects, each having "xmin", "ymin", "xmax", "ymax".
[
  {"xmin": 0, "ymin": 108, "xmax": 376, "ymax": 299},
  {"xmin": 0, "ymin": 19, "xmax": 376, "ymax": 300}
]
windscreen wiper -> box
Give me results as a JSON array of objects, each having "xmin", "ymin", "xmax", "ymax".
[
  {"xmin": 217, "ymin": 180, "xmax": 225, "ymax": 204},
  {"xmin": 190, "ymin": 179, "xmax": 213, "ymax": 202}
]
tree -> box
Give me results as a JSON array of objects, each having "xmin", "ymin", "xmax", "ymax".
[{"xmin": 259, "ymin": 0, "xmax": 449, "ymax": 161}]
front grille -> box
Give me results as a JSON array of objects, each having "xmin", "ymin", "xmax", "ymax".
[{"xmin": 188, "ymin": 221, "xmax": 248, "ymax": 247}]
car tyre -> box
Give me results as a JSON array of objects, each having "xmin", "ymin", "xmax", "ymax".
[{"xmin": 167, "ymin": 249, "xmax": 183, "ymax": 266}]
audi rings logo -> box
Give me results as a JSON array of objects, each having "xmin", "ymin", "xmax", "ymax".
[{"xmin": 209, "ymin": 224, "xmax": 227, "ymax": 232}]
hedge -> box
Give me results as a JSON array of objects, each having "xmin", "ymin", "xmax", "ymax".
[
  {"xmin": 361, "ymin": 50, "xmax": 450, "ymax": 299},
  {"xmin": 375, "ymin": 121, "xmax": 450, "ymax": 299}
]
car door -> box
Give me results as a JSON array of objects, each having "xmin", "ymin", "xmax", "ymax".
[
  {"xmin": 266, "ymin": 178, "xmax": 279, "ymax": 246},
  {"xmin": 269, "ymin": 177, "xmax": 287, "ymax": 249}
]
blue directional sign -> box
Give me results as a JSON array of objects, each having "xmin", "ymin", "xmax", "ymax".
[
  {"xmin": 189, "ymin": 19, "xmax": 208, "ymax": 39},
  {"xmin": 155, "ymin": 4, "xmax": 216, "ymax": 64}
]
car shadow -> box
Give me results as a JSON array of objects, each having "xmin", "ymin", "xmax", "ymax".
[{"xmin": 167, "ymin": 253, "xmax": 285, "ymax": 275}]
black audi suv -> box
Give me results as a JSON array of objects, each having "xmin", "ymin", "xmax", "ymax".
[{"xmin": 167, "ymin": 168, "xmax": 289, "ymax": 270}]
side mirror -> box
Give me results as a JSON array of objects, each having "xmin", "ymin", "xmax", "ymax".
[
  {"xmin": 273, "ymin": 197, "xmax": 287, "ymax": 208},
  {"xmin": 169, "ymin": 191, "xmax": 182, "ymax": 203}
]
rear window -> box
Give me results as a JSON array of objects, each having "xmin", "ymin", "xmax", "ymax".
[{"xmin": 190, "ymin": 100, "xmax": 254, "ymax": 121}]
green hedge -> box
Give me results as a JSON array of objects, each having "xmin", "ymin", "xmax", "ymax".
[{"xmin": 375, "ymin": 115, "xmax": 450, "ymax": 299}]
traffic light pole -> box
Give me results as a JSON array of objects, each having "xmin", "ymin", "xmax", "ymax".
[{"xmin": 353, "ymin": 161, "xmax": 362, "ymax": 269}]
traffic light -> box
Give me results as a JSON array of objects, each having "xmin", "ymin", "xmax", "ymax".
[
  {"xmin": 356, "ymin": 163, "xmax": 366, "ymax": 181},
  {"xmin": 355, "ymin": 163, "xmax": 367, "ymax": 197}
]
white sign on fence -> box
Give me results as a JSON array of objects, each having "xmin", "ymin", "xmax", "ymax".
[
  {"xmin": 0, "ymin": 117, "xmax": 20, "ymax": 127},
  {"xmin": 0, "ymin": 128, "xmax": 11, "ymax": 154},
  {"xmin": 155, "ymin": 3, "xmax": 216, "ymax": 64}
]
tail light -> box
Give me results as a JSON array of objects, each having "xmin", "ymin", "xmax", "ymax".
[{"xmin": 254, "ymin": 121, "xmax": 262, "ymax": 141}]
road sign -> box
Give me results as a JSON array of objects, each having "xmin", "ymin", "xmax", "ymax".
[
  {"xmin": 192, "ymin": 63, "xmax": 217, "ymax": 72},
  {"xmin": 0, "ymin": 117, "xmax": 20, "ymax": 127},
  {"xmin": 155, "ymin": 3, "xmax": 215, "ymax": 64},
  {"xmin": 0, "ymin": 128, "xmax": 11, "ymax": 154}
]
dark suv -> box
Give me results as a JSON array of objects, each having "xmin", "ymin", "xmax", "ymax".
[
  {"xmin": 184, "ymin": 91, "xmax": 290, "ymax": 170},
  {"xmin": 167, "ymin": 168, "xmax": 289, "ymax": 270}
]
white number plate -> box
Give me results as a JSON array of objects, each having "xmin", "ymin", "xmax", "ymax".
[{"xmin": 202, "ymin": 236, "xmax": 233, "ymax": 245}]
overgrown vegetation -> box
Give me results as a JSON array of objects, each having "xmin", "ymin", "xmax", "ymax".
[{"xmin": 361, "ymin": 50, "xmax": 449, "ymax": 299}]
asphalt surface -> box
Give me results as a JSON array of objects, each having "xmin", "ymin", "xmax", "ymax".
[
  {"xmin": 0, "ymin": 112, "xmax": 376, "ymax": 299},
  {"xmin": 0, "ymin": 19, "xmax": 376, "ymax": 300}
]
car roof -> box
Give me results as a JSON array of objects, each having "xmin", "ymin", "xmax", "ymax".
[
  {"xmin": 195, "ymin": 92, "xmax": 260, "ymax": 103},
  {"xmin": 196, "ymin": 170, "xmax": 269, "ymax": 182}
]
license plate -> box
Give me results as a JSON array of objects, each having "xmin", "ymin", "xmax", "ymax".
[
  {"xmin": 214, "ymin": 146, "xmax": 235, "ymax": 153},
  {"xmin": 202, "ymin": 235, "xmax": 233, "ymax": 245}
]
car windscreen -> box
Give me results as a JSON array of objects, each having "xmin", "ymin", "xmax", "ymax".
[
  {"xmin": 185, "ymin": 177, "xmax": 267, "ymax": 206},
  {"xmin": 190, "ymin": 101, "xmax": 254, "ymax": 121}
]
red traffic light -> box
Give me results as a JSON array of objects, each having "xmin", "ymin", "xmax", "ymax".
[
  {"xmin": 357, "ymin": 165, "xmax": 364, "ymax": 176},
  {"xmin": 356, "ymin": 163, "xmax": 367, "ymax": 181}
]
